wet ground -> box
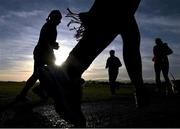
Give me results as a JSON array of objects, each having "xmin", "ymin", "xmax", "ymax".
[{"xmin": 0, "ymin": 93, "xmax": 180, "ymax": 128}]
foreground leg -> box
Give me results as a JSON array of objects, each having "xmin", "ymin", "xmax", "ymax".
[
  {"xmin": 63, "ymin": 28, "xmax": 118, "ymax": 79},
  {"xmin": 39, "ymin": 28, "xmax": 118, "ymax": 126},
  {"xmin": 121, "ymin": 17, "xmax": 149, "ymax": 107},
  {"xmin": 39, "ymin": 66, "xmax": 86, "ymax": 127}
]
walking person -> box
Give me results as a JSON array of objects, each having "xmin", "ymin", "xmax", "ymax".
[
  {"xmin": 152, "ymin": 38, "xmax": 173, "ymax": 96},
  {"xmin": 106, "ymin": 50, "xmax": 122, "ymax": 95},
  {"xmin": 16, "ymin": 10, "xmax": 62, "ymax": 101}
]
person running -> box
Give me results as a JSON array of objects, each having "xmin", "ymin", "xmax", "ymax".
[
  {"xmin": 16, "ymin": 10, "xmax": 62, "ymax": 101},
  {"xmin": 106, "ymin": 50, "xmax": 122, "ymax": 95}
]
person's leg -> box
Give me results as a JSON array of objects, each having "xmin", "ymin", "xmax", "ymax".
[
  {"xmin": 62, "ymin": 28, "xmax": 118, "ymax": 79},
  {"xmin": 40, "ymin": 27, "xmax": 118, "ymax": 126},
  {"xmin": 154, "ymin": 64, "xmax": 161, "ymax": 94},
  {"xmin": 109, "ymin": 70, "xmax": 118, "ymax": 95},
  {"xmin": 162, "ymin": 62, "xmax": 173, "ymax": 95},
  {"xmin": 109, "ymin": 72, "xmax": 115, "ymax": 95},
  {"xmin": 17, "ymin": 63, "xmax": 39, "ymax": 98},
  {"xmin": 32, "ymin": 62, "xmax": 55, "ymax": 100},
  {"xmin": 121, "ymin": 16, "xmax": 148, "ymax": 107},
  {"xmin": 39, "ymin": 66, "xmax": 86, "ymax": 127},
  {"xmin": 32, "ymin": 83, "xmax": 48, "ymax": 100}
]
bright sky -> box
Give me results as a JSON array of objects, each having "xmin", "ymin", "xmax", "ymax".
[{"xmin": 0, "ymin": 0, "xmax": 180, "ymax": 82}]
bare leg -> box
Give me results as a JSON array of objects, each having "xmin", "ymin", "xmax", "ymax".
[
  {"xmin": 121, "ymin": 17, "xmax": 148, "ymax": 107},
  {"xmin": 63, "ymin": 27, "xmax": 118, "ymax": 79},
  {"xmin": 162, "ymin": 63, "xmax": 173, "ymax": 95},
  {"xmin": 155, "ymin": 64, "xmax": 161, "ymax": 94},
  {"xmin": 49, "ymin": 27, "xmax": 118, "ymax": 126},
  {"xmin": 20, "ymin": 73, "xmax": 38, "ymax": 96},
  {"xmin": 18, "ymin": 62, "xmax": 39, "ymax": 97},
  {"xmin": 109, "ymin": 70, "xmax": 118, "ymax": 95}
]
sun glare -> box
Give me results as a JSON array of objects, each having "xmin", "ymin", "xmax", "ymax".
[{"xmin": 54, "ymin": 46, "xmax": 71, "ymax": 66}]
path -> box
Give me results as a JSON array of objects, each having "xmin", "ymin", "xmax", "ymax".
[{"xmin": 0, "ymin": 93, "xmax": 180, "ymax": 127}]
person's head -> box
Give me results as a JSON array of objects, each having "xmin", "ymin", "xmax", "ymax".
[
  {"xmin": 155, "ymin": 38, "xmax": 163, "ymax": 45},
  {"xmin": 109, "ymin": 50, "xmax": 115, "ymax": 56},
  {"xmin": 46, "ymin": 10, "xmax": 62, "ymax": 25}
]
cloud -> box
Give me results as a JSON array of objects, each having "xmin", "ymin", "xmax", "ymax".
[
  {"xmin": 9, "ymin": 10, "xmax": 44, "ymax": 18},
  {"xmin": 139, "ymin": 14, "xmax": 180, "ymax": 27},
  {"xmin": 1, "ymin": 0, "xmax": 180, "ymax": 81},
  {"xmin": 138, "ymin": 0, "xmax": 180, "ymax": 16}
]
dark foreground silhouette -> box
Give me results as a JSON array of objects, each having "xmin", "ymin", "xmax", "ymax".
[{"xmin": 38, "ymin": 0, "xmax": 150, "ymax": 127}]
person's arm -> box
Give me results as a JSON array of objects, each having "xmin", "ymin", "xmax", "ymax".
[
  {"xmin": 152, "ymin": 46, "xmax": 156, "ymax": 62},
  {"xmin": 105, "ymin": 58, "xmax": 109, "ymax": 69},
  {"xmin": 40, "ymin": 24, "xmax": 58, "ymax": 48},
  {"xmin": 47, "ymin": 26, "xmax": 59, "ymax": 50},
  {"xmin": 163, "ymin": 43, "xmax": 173, "ymax": 55},
  {"xmin": 51, "ymin": 42, "xmax": 59, "ymax": 50},
  {"xmin": 118, "ymin": 58, "xmax": 122, "ymax": 67}
]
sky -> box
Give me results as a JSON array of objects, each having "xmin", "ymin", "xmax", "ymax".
[{"xmin": 0, "ymin": 0, "xmax": 180, "ymax": 82}]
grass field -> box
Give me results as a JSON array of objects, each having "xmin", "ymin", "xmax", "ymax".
[
  {"xmin": 1, "ymin": 81, "xmax": 180, "ymax": 128},
  {"xmin": 0, "ymin": 81, "xmax": 135, "ymax": 107}
]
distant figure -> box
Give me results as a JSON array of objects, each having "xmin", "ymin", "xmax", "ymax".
[
  {"xmin": 16, "ymin": 10, "xmax": 62, "ymax": 101},
  {"xmin": 152, "ymin": 38, "xmax": 173, "ymax": 95},
  {"xmin": 106, "ymin": 50, "xmax": 122, "ymax": 95},
  {"xmin": 39, "ymin": 0, "xmax": 148, "ymax": 127}
]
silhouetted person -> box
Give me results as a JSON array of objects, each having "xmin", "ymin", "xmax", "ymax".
[
  {"xmin": 152, "ymin": 38, "xmax": 173, "ymax": 96},
  {"xmin": 16, "ymin": 10, "xmax": 62, "ymax": 101},
  {"xmin": 106, "ymin": 50, "xmax": 122, "ymax": 95},
  {"xmin": 39, "ymin": 0, "xmax": 148, "ymax": 127}
]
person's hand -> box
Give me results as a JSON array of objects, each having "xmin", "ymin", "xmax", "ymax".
[{"xmin": 53, "ymin": 42, "xmax": 59, "ymax": 50}]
